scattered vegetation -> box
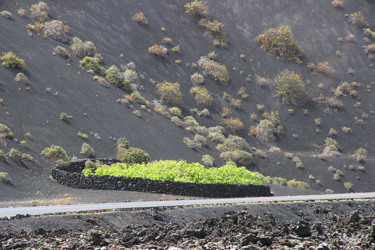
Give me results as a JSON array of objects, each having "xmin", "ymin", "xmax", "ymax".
[
  {"xmin": 199, "ymin": 19, "xmax": 228, "ymax": 46},
  {"xmin": 254, "ymin": 25, "xmax": 303, "ymax": 64},
  {"xmin": 1, "ymin": 52, "xmax": 26, "ymax": 70},
  {"xmin": 184, "ymin": 0, "xmax": 210, "ymax": 18},
  {"xmin": 198, "ymin": 56, "xmax": 230, "ymax": 84},
  {"xmin": 131, "ymin": 12, "xmax": 148, "ymax": 25},
  {"xmin": 287, "ymin": 179, "xmax": 310, "ymax": 189},
  {"xmin": 41, "ymin": 145, "xmax": 70, "ymax": 165},
  {"xmin": 83, "ymin": 160, "xmax": 264, "ymax": 185},
  {"xmin": 80, "ymin": 143, "xmax": 95, "ymax": 158},
  {"xmin": 8, "ymin": 148, "xmax": 22, "ymax": 163},
  {"xmin": 189, "ymin": 87, "xmax": 213, "ymax": 107},
  {"xmin": 273, "ymin": 70, "xmax": 307, "ymax": 105},
  {"xmin": 80, "ymin": 56, "xmax": 105, "ymax": 75},
  {"xmin": 0, "ymin": 172, "xmax": 11, "ymax": 184},
  {"xmin": 156, "ymin": 81, "xmax": 182, "ymax": 105}
]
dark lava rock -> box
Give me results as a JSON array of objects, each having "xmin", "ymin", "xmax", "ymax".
[
  {"xmin": 348, "ymin": 210, "xmax": 361, "ymax": 223},
  {"xmin": 291, "ymin": 220, "xmax": 311, "ymax": 237}
]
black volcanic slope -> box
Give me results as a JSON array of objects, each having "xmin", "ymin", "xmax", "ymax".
[{"xmin": 0, "ymin": 0, "xmax": 375, "ymax": 202}]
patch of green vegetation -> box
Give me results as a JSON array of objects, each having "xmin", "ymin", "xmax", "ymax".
[
  {"xmin": 83, "ymin": 160, "xmax": 264, "ymax": 185},
  {"xmin": 1, "ymin": 52, "xmax": 26, "ymax": 70},
  {"xmin": 30, "ymin": 1, "xmax": 49, "ymax": 21},
  {"xmin": 0, "ymin": 172, "xmax": 11, "ymax": 184},
  {"xmin": 117, "ymin": 147, "xmax": 150, "ymax": 165},
  {"xmin": 273, "ymin": 70, "xmax": 307, "ymax": 106},
  {"xmin": 41, "ymin": 145, "xmax": 70, "ymax": 165},
  {"xmin": 54, "ymin": 46, "xmax": 70, "ymax": 59},
  {"xmin": 81, "ymin": 143, "xmax": 94, "ymax": 158},
  {"xmin": 254, "ymin": 25, "xmax": 303, "ymax": 64},
  {"xmin": 184, "ymin": 0, "xmax": 210, "ymax": 18},
  {"xmin": 156, "ymin": 81, "xmax": 182, "ymax": 105},
  {"xmin": 80, "ymin": 56, "xmax": 105, "ymax": 75},
  {"xmin": 348, "ymin": 10, "xmax": 368, "ymax": 28},
  {"xmin": 198, "ymin": 56, "xmax": 230, "ymax": 84},
  {"xmin": 8, "ymin": 148, "xmax": 22, "ymax": 162},
  {"xmin": 287, "ymin": 179, "xmax": 310, "ymax": 189},
  {"xmin": 189, "ymin": 87, "xmax": 213, "ymax": 107},
  {"xmin": 148, "ymin": 44, "xmax": 168, "ymax": 57}
]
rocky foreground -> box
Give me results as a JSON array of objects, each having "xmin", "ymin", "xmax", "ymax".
[{"xmin": 1, "ymin": 201, "xmax": 375, "ymax": 249}]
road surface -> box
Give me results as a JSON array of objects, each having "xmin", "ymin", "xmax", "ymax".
[{"xmin": 1, "ymin": 192, "xmax": 375, "ymax": 217}]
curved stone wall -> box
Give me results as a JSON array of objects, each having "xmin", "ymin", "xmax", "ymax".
[{"xmin": 52, "ymin": 159, "xmax": 273, "ymax": 198}]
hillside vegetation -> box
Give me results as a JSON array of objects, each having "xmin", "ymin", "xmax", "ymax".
[{"xmin": 0, "ymin": 0, "xmax": 375, "ymax": 201}]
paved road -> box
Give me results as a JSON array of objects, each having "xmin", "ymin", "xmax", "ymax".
[{"xmin": 1, "ymin": 192, "xmax": 375, "ymax": 217}]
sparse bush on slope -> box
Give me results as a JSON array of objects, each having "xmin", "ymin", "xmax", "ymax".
[
  {"xmin": 41, "ymin": 145, "xmax": 70, "ymax": 166},
  {"xmin": 254, "ymin": 25, "xmax": 303, "ymax": 64},
  {"xmin": 43, "ymin": 20, "xmax": 69, "ymax": 43},
  {"xmin": 0, "ymin": 172, "xmax": 11, "ymax": 184},
  {"xmin": 273, "ymin": 70, "xmax": 307, "ymax": 105},
  {"xmin": 1, "ymin": 52, "xmax": 25, "ymax": 70},
  {"xmin": 117, "ymin": 147, "xmax": 150, "ymax": 164},
  {"xmin": 198, "ymin": 56, "xmax": 230, "ymax": 84},
  {"xmin": 30, "ymin": 1, "xmax": 49, "ymax": 21},
  {"xmin": 156, "ymin": 81, "xmax": 182, "ymax": 105}
]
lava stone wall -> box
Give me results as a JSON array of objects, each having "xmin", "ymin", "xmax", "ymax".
[{"xmin": 52, "ymin": 159, "xmax": 273, "ymax": 198}]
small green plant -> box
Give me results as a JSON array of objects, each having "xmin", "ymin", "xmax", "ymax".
[
  {"xmin": 84, "ymin": 160, "xmax": 101, "ymax": 172},
  {"xmin": 117, "ymin": 137, "xmax": 129, "ymax": 151},
  {"xmin": 198, "ymin": 19, "xmax": 227, "ymax": 46},
  {"xmin": 254, "ymin": 25, "xmax": 303, "ymax": 64},
  {"xmin": 287, "ymin": 179, "xmax": 310, "ymax": 189},
  {"xmin": 117, "ymin": 147, "xmax": 151, "ymax": 164},
  {"xmin": 256, "ymin": 119, "xmax": 275, "ymax": 142},
  {"xmin": 189, "ymin": 87, "xmax": 213, "ymax": 107},
  {"xmin": 184, "ymin": 0, "xmax": 210, "ymax": 18},
  {"xmin": 328, "ymin": 165, "xmax": 336, "ymax": 172},
  {"xmin": 341, "ymin": 126, "xmax": 352, "ymax": 134},
  {"xmin": 80, "ymin": 143, "xmax": 94, "ymax": 157},
  {"xmin": 8, "ymin": 148, "xmax": 22, "ymax": 162},
  {"xmin": 273, "ymin": 70, "xmax": 307, "ymax": 105},
  {"xmin": 169, "ymin": 107, "xmax": 182, "ymax": 117},
  {"xmin": 0, "ymin": 172, "xmax": 11, "ymax": 183},
  {"xmin": 354, "ymin": 148, "xmax": 367, "ymax": 162},
  {"xmin": 14, "ymin": 73, "xmax": 29, "ymax": 84},
  {"xmin": 0, "ymin": 11, "xmax": 12, "ymax": 19},
  {"xmin": 344, "ymin": 182, "xmax": 353, "ymax": 191},
  {"xmin": 216, "ymin": 135, "xmax": 250, "ymax": 152},
  {"xmin": 30, "ymin": 1, "xmax": 49, "ymax": 21},
  {"xmin": 364, "ymin": 44, "xmax": 375, "ymax": 60},
  {"xmin": 60, "ymin": 112, "xmax": 72, "ymax": 121},
  {"xmin": 77, "ymin": 131, "xmax": 88, "ymax": 139},
  {"xmin": 130, "ymin": 92, "xmax": 148, "ymax": 105},
  {"xmin": 1, "ymin": 52, "xmax": 26, "ymax": 70},
  {"xmin": 156, "ymin": 81, "xmax": 182, "ymax": 105},
  {"xmin": 325, "ymin": 189, "xmax": 334, "ymax": 194},
  {"xmin": 191, "ymin": 72, "xmax": 204, "ymax": 85},
  {"xmin": 148, "ymin": 44, "xmax": 168, "ymax": 57},
  {"xmin": 41, "ymin": 145, "xmax": 70, "ymax": 165},
  {"xmin": 198, "ymin": 56, "xmax": 229, "ymax": 85},
  {"xmin": 131, "ymin": 12, "xmax": 148, "ymax": 24},
  {"xmin": 292, "ymin": 156, "xmax": 303, "ymax": 168},
  {"xmin": 357, "ymin": 165, "xmax": 365, "ymax": 171},
  {"xmin": 314, "ymin": 118, "xmax": 321, "ymax": 126},
  {"xmin": 17, "ymin": 9, "xmax": 26, "ymax": 17},
  {"xmin": 105, "ymin": 66, "xmax": 132, "ymax": 93},
  {"xmin": 54, "ymin": 46, "xmax": 70, "ymax": 59},
  {"xmin": 20, "ymin": 140, "xmax": 27, "ymax": 147},
  {"xmin": 348, "ymin": 10, "xmax": 369, "ymax": 28},
  {"xmin": 80, "ymin": 56, "xmax": 105, "ymax": 75},
  {"xmin": 201, "ymin": 154, "xmax": 214, "ymax": 167},
  {"xmin": 224, "ymin": 117, "xmax": 244, "ymax": 134}
]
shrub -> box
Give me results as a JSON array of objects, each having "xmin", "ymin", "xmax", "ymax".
[
  {"xmin": 123, "ymin": 69, "xmax": 138, "ymax": 83},
  {"xmin": 84, "ymin": 41, "xmax": 96, "ymax": 56},
  {"xmin": 207, "ymin": 126, "xmax": 225, "ymax": 143},
  {"xmin": 315, "ymin": 61, "xmax": 336, "ymax": 75},
  {"xmin": 77, "ymin": 131, "xmax": 88, "ymax": 139},
  {"xmin": 189, "ymin": 87, "xmax": 212, "ymax": 107},
  {"xmin": 184, "ymin": 0, "xmax": 210, "ymax": 18},
  {"xmin": 224, "ymin": 117, "xmax": 244, "ymax": 134},
  {"xmin": 80, "ymin": 143, "xmax": 94, "ymax": 157},
  {"xmin": 0, "ymin": 150, "xmax": 7, "ymax": 161},
  {"xmin": 364, "ymin": 28, "xmax": 375, "ymax": 39},
  {"xmin": 54, "ymin": 46, "xmax": 70, "ymax": 59},
  {"xmin": 354, "ymin": 148, "xmax": 367, "ymax": 162},
  {"xmin": 84, "ymin": 160, "xmax": 100, "ymax": 172},
  {"xmin": 256, "ymin": 119, "xmax": 275, "ymax": 142},
  {"xmin": 331, "ymin": 0, "xmax": 344, "ymax": 7},
  {"xmin": 0, "ymin": 11, "xmax": 12, "ymax": 19},
  {"xmin": 1, "ymin": 52, "xmax": 26, "ymax": 70},
  {"xmin": 8, "ymin": 148, "xmax": 22, "ymax": 162},
  {"xmin": 220, "ymin": 150, "xmax": 252, "ymax": 166},
  {"xmin": 344, "ymin": 182, "xmax": 353, "ymax": 191},
  {"xmin": 254, "ymin": 25, "xmax": 303, "ymax": 64},
  {"xmin": 117, "ymin": 147, "xmax": 150, "ymax": 164},
  {"xmin": 364, "ymin": 44, "xmax": 375, "ymax": 60},
  {"xmin": 202, "ymin": 154, "xmax": 214, "ymax": 167},
  {"xmin": 14, "ymin": 73, "xmax": 29, "ymax": 84},
  {"xmin": 217, "ymin": 135, "xmax": 250, "ymax": 152},
  {"xmin": 41, "ymin": 145, "xmax": 70, "ymax": 165},
  {"xmin": 132, "ymin": 12, "xmax": 148, "ymax": 24},
  {"xmin": 169, "ymin": 107, "xmax": 182, "ymax": 117},
  {"xmin": 273, "ymin": 70, "xmax": 307, "ymax": 105},
  {"xmin": 148, "ymin": 44, "xmax": 168, "ymax": 57},
  {"xmin": 105, "ymin": 66, "xmax": 131, "ymax": 92},
  {"xmin": 348, "ymin": 10, "xmax": 369, "ymax": 28},
  {"xmin": 198, "ymin": 56, "xmax": 229, "ymax": 84},
  {"xmin": 117, "ymin": 137, "xmax": 129, "ymax": 151},
  {"xmin": 43, "ymin": 20, "xmax": 68, "ymax": 43},
  {"xmin": 80, "ymin": 56, "xmax": 105, "ymax": 75},
  {"xmin": 60, "ymin": 112, "xmax": 72, "ymax": 121},
  {"xmin": 0, "ymin": 123, "xmax": 11, "ymax": 138},
  {"xmin": 30, "ymin": 1, "xmax": 49, "ymax": 21},
  {"xmin": 71, "ymin": 37, "xmax": 86, "ymax": 58},
  {"xmin": 287, "ymin": 179, "xmax": 310, "ymax": 189},
  {"xmin": 292, "ymin": 156, "xmax": 303, "ymax": 168},
  {"xmin": 17, "ymin": 9, "xmax": 27, "ymax": 17},
  {"xmin": 326, "ymin": 97, "xmax": 343, "ymax": 109},
  {"xmin": 156, "ymin": 81, "xmax": 182, "ymax": 105},
  {"xmin": 0, "ymin": 172, "xmax": 11, "ymax": 184},
  {"xmin": 191, "ymin": 72, "xmax": 204, "ymax": 84},
  {"xmin": 199, "ymin": 19, "xmax": 227, "ymax": 46},
  {"xmin": 322, "ymin": 137, "xmax": 341, "ymax": 157},
  {"xmin": 326, "ymin": 189, "xmax": 334, "ymax": 194}
]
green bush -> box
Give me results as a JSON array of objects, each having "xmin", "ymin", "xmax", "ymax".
[
  {"xmin": 105, "ymin": 66, "xmax": 132, "ymax": 92},
  {"xmin": 0, "ymin": 123, "xmax": 11, "ymax": 138},
  {"xmin": 256, "ymin": 119, "xmax": 275, "ymax": 142},
  {"xmin": 198, "ymin": 56, "xmax": 229, "ymax": 85},
  {"xmin": 60, "ymin": 112, "xmax": 72, "ymax": 121},
  {"xmin": 156, "ymin": 81, "xmax": 182, "ymax": 105},
  {"xmin": 80, "ymin": 143, "xmax": 94, "ymax": 157},
  {"xmin": 43, "ymin": 20, "xmax": 68, "ymax": 43},
  {"xmin": 83, "ymin": 160, "xmax": 264, "ymax": 185},
  {"xmin": 148, "ymin": 44, "xmax": 168, "ymax": 57},
  {"xmin": 84, "ymin": 160, "xmax": 100, "ymax": 172},
  {"xmin": 1, "ymin": 52, "xmax": 26, "ymax": 70},
  {"xmin": 0, "ymin": 149, "xmax": 7, "ymax": 161},
  {"xmin": 287, "ymin": 179, "xmax": 310, "ymax": 189},
  {"xmin": 189, "ymin": 87, "xmax": 213, "ymax": 107},
  {"xmin": 184, "ymin": 0, "xmax": 210, "ymax": 18},
  {"xmin": 201, "ymin": 154, "xmax": 214, "ymax": 167},
  {"xmin": 80, "ymin": 56, "xmax": 105, "ymax": 75},
  {"xmin": 349, "ymin": 10, "xmax": 369, "ymax": 28},
  {"xmin": 130, "ymin": 92, "xmax": 148, "ymax": 105},
  {"xmin": 220, "ymin": 150, "xmax": 252, "ymax": 166},
  {"xmin": 41, "ymin": 145, "xmax": 70, "ymax": 165},
  {"xmin": 0, "ymin": 172, "xmax": 11, "ymax": 184},
  {"xmin": 117, "ymin": 147, "xmax": 150, "ymax": 164},
  {"xmin": 198, "ymin": 19, "xmax": 227, "ymax": 46},
  {"xmin": 30, "ymin": 1, "xmax": 49, "ymax": 21},
  {"xmin": 71, "ymin": 37, "xmax": 85, "ymax": 58},
  {"xmin": 273, "ymin": 70, "xmax": 307, "ymax": 105},
  {"xmin": 8, "ymin": 148, "xmax": 22, "ymax": 162},
  {"xmin": 217, "ymin": 135, "xmax": 250, "ymax": 152},
  {"xmin": 169, "ymin": 107, "xmax": 182, "ymax": 117},
  {"xmin": 354, "ymin": 148, "xmax": 367, "ymax": 162},
  {"xmin": 254, "ymin": 25, "xmax": 303, "ymax": 64},
  {"xmin": 117, "ymin": 137, "xmax": 129, "ymax": 151},
  {"xmin": 54, "ymin": 46, "xmax": 70, "ymax": 59}
]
